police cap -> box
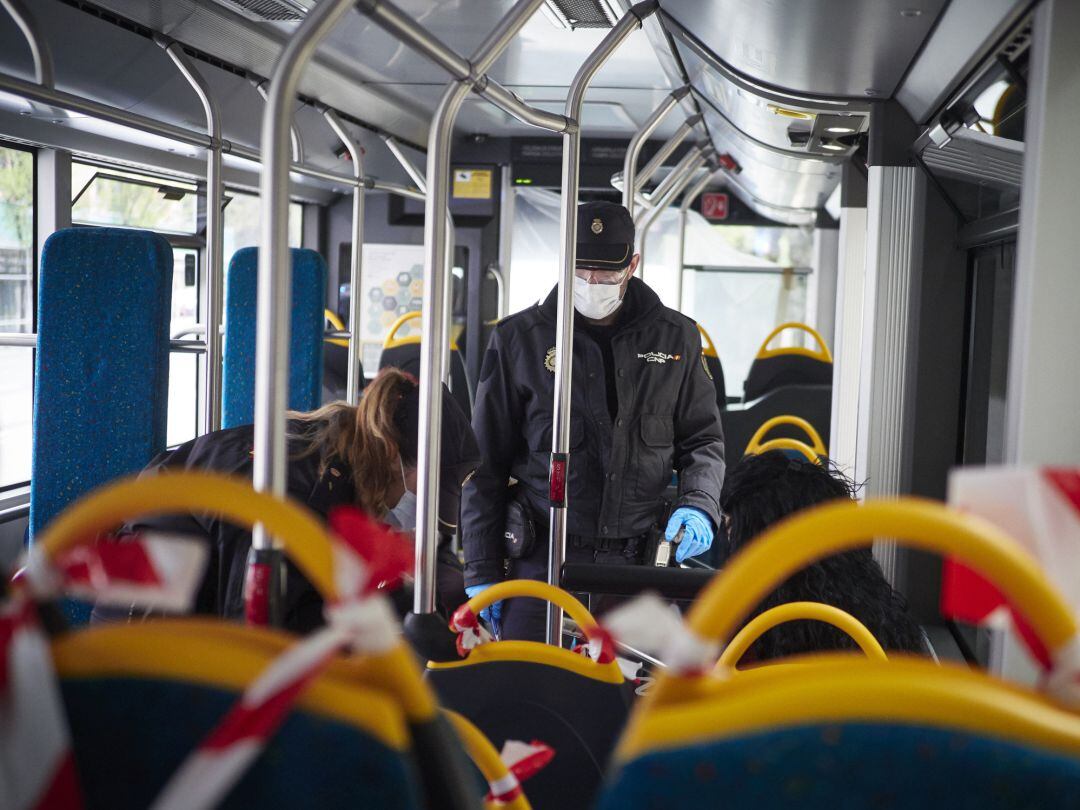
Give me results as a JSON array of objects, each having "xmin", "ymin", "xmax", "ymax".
[{"xmin": 576, "ymin": 200, "xmax": 635, "ymax": 271}]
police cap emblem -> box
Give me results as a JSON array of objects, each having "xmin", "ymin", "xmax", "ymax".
[
  {"xmin": 545, "ymin": 347, "xmax": 557, "ymax": 373},
  {"xmin": 591, "ymin": 217, "xmax": 604, "ymax": 235}
]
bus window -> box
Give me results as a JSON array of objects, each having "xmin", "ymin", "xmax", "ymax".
[
  {"xmin": 222, "ymin": 191, "xmax": 303, "ymax": 262},
  {"xmin": 0, "ymin": 144, "xmax": 34, "ymax": 488},
  {"xmin": 71, "ymin": 162, "xmax": 198, "ymax": 235}
]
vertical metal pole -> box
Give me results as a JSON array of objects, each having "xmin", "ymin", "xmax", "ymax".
[
  {"xmin": 0, "ymin": 0, "xmax": 54, "ymax": 88},
  {"xmin": 413, "ymin": 0, "xmax": 551, "ymax": 615},
  {"xmin": 383, "ymin": 133, "xmax": 458, "ymax": 387},
  {"xmin": 497, "ymin": 166, "xmax": 515, "ymax": 318},
  {"xmin": 322, "ymin": 108, "xmax": 365, "ymax": 405},
  {"xmin": 250, "ymin": 0, "xmax": 356, "ymax": 626},
  {"xmin": 622, "ymin": 87, "xmax": 688, "ymax": 217},
  {"xmin": 675, "ymin": 170, "xmax": 713, "ymax": 310},
  {"xmin": 162, "ymin": 40, "xmax": 225, "ymax": 434},
  {"xmin": 547, "ymin": 1, "xmax": 659, "ymax": 646}
]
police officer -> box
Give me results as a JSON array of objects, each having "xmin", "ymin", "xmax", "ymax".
[{"xmin": 460, "ymin": 200, "xmax": 726, "ymax": 641}]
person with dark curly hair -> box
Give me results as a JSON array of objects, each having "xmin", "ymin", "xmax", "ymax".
[{"xmin": 718, "ymin": 450, "xmax": 928, "ymax": 662}]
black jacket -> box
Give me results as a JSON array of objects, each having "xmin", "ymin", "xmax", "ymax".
[
  {"xmin": 461, "ymin": 278, "xmax": 726, "ymax": 587},
  {"xmin": 128, "ymin": 421, "xmax": 354, "ymax": 633}
]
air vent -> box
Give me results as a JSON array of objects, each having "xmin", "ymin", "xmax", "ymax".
[
  {"xmin": 216, "ymin": 0, "xmax": 306, "ymax": 22},
  {"xmin": 541, "ymin": 0, "xmax": 620, "ymax": 29}
]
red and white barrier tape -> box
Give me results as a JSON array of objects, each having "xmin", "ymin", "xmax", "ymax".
[
  {"xmin": 450, "ymin": 603, "xmax": 494, "ymax": 658},
  {"xmin": 600, "ymin": 594, "xmax": 720, "ymax": 676},
  {"xmin": 151, "ymin": 507, "xmax": 409, "ymax": 810},
  {"xmin": 18, "ymin": 532, "xmax": 207, "ymax": 614},
  {"xmin": 0, "ymin": 593, "xmax": 83, "ymax": 810},
  {"xmin": 486, "ymin": 740, "xmax": 555, "ymax": 804}
]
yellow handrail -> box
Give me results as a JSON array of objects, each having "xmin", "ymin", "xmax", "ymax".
[
  {"xmin": 324, "ymin": 309, "xmax": 348, "ymax": 347},
  {"xmin": 697, "ymin": 323, "xmax": 719, "ymax": 359},
  {"xmin": 746, "ymin": 437, "xmax": 821, "ymax": 464},
  {"xmin": 34, "ymin": 471, "xmax": 337, "ymax": 601},
  {"xmin": 745, "ymin": 415, "xmax": 827, "ymax": 457},
  {"xmin": 717, "ymin": 601, "xmax": 886, "ymax": 670},
  {"xmin": 446, "ymin": 710, "xmax": 531, "ymax": 810},
  {"xmin": 755, "ymin": 322, "xmax": 833, "ymax": 362}
]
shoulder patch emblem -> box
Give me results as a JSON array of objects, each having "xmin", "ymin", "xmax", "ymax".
[
  {"xmin": 545, "ymin": 347, "xmax": 557, "ymax": 373},
  {"xmin": 700, "ymin": 353, "xmax": 714, "ymax": 380},
  {"xmin": 637, "ymin": 352, "xmax": 681, "ymax": 364},
  {"xmin": 591, "ymin": 217, "xmax": 604, "ymax": 235}
]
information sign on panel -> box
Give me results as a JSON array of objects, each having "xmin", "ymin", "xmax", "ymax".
[{"xmin": 452, "ymin": 169, "xmax": 493, "ymax": 200}]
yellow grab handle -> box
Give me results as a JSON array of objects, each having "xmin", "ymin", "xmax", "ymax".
[
  {"xmin": 746, "ymin": 437, "xmax": 822, "ymax": 464},
  {"xmin": 34, "ymin": 471, "xmax": 338, "ymax": 602},
  {"xmin": 688, "ymin": 499, "xmax": 1077, "ymax": 659},
  {"xmin": 717, "ymin": 601, "xmax": 887, "ymax": 670},
  {"xmin": 383, "ymin": 311, "xmax": 422, "ymax": 349},
  {"xmin": 466, "ymin": 579, "xmax": 604, "ymax": 647},
  {"xmin": 446, "ymin": 710, "xmax": 531, "ymax": 810},
  {"xmin": 324, "ymin": 309, "xmax": 348, "ymax": 347},
  {"xmin": 746, "ymin": 415, "xmax": 827, "ymax": 457},
  {"xmin": 756, "ymin": 322, "xmax": 833, "ymax": 362},
  {"xmin": 697, "ymin": 323, "xmax": 719, "ymax": 359}
]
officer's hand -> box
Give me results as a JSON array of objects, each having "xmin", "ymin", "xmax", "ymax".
[
  {"xmin": 666, "ymin": 507, "xmax": 715, "ymax": 563},
  {"xmin": 465, "ymin": 583, "xmax": 503, "ymax": 632}
]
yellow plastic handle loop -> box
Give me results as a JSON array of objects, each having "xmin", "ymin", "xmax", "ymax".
[
  {"xmin": 446, "ymin": 710, "xmax": 531, "ymax": 810},
  {"xmin": 324, "ymin": 309, "xmax": 348, "ymax": 347},
  {"xmin": 688, "ymin": 499, "xmax": 1077, "ymax": 659},
  {"xmin": 717, "ymin": 601, "xmax": 886, "ymax": 671},
  {"xmin": 697, "ymin": 323, "xmax": 719, "ymax": 359},
  {"xmin": 467, "ymin": 580, "xmax": 603, "ymax": 645},
  {"xmin": 746, "ymin": 415, "xmax": 827, "ymax": 457},
  {"xmin": 747, "ymin": 437, "xmax": 822, "ymax": 464},
  {"xmin": 756, "ymin": 322, "xmax": 833, "ymax": 362},
  {"xmin": 383, "ymin": 311, "xmax": 422, "ymax": 349},
  {"xmin": 34, "ymin": 471, "xmax": 338, "ymax": 602}
]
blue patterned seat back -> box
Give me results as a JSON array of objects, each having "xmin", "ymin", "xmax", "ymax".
[
  {"xmin": 30, "ymin": 227, "xmax": 173, "ymax": 538},
  {"xmin": 598, "ymin": 723, "xmax": 1080, "ymax": 809},
  {"xmin": 63, "ymin": 677, "xmax": 423, "ymax": 810},
  {"xmin": 222, "ymin": 247, "xmax": 326, "ymax": 428}
]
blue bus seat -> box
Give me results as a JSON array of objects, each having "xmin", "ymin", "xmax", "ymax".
[
  {"xmin": 222, "ymin": 247, "xmax": 327, "ymax": 427},
  {"xmin": 30, "ymin": 227, "xmax": 173, "ymax": 541}
]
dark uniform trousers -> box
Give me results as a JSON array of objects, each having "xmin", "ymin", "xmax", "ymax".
[{"xmin": 500, "ymin": 533, "xmax": 646, "ymax": 642}]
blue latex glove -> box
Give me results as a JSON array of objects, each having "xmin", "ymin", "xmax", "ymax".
[
  {"xmin": 666, "ymin": 507, "xmax": 715, "ymax": 563},
  {"xmin": 465, "ymin": 583, "xmax": 503, "ymax": 637}
]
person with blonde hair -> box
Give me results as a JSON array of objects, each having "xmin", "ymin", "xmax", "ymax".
[{"xmin": 108, "ymin": 368, "xmax": 480, "ymax": 632}]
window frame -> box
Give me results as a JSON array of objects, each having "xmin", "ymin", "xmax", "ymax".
[{"xmin": 0, "ymin": 138, "xmax": 37, "ymax": 493}]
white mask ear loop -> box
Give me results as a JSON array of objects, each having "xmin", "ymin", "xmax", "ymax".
[{"xmin": 398, "ymin": 455, "xmax": 409, "ymax": 493}]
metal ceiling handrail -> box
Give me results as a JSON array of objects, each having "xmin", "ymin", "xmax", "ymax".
[
  {"xmin": 634, "ymin": 142, "xmax": 709, "ymax": 227},
  {"xmin": 634, "ymin": 113, "xmax": 702, "ymax": 195},
  {"xmin": 622, "ymin": 85, "xmax": 690, "ymax": 217},
  {"xmin": 355, "ymin": 0, "xmax": 575, "ymax": 134},
  {"xmin": 674, "ymin": 170, "xmax": 715, "ymax": 309},
  {"xmin": 637, "ymin": 149, "xmax": 711, "ymax": 270},
  {"xmin": 253, "ymin": 78, "xmax": 304, "ymax": 164},
  {"xmin": 160, "ymin": 37, "xmax": 226, "ymax": 434},
  {"xmin": 321, "ymin": 107, "xmax": 365, "ymax": 406},
  {"xmin": 0, "ymin": 0, "xmax": 55, "ymax": 89},
  {"xmin": 546, "ymin": 0, "xmax": 661, "ymax": 645}
]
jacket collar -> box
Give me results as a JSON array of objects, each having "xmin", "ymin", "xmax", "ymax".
[{"xmin": 538, "ymin": 277, "xmax": 662, "ymax": 332}]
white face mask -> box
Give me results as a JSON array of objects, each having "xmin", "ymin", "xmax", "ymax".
[
  {"xmin": 573, "ymin": 276, "xmax": 624, "ymax": 320},
  {"xmin": 386, "ymin": 457, "xmax": 416, "ymax": 531}
]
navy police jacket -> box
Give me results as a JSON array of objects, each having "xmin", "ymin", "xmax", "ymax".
[{"xmin": 461, "ymin": 277, "xmax": 726, "ymax": 587}]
